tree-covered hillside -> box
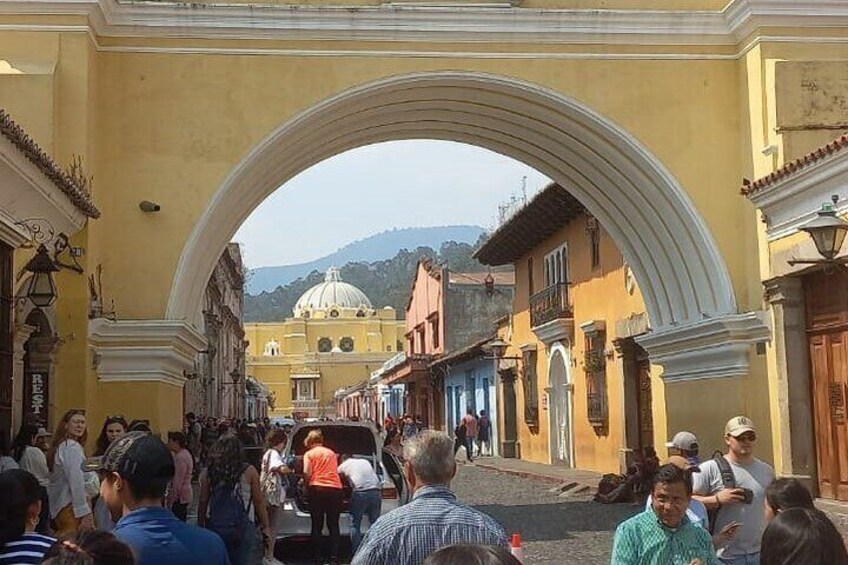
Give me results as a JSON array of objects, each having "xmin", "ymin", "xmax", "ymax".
[{"xmin": 244, "ymin": 240, "xmax": 492, "ymax": 322}]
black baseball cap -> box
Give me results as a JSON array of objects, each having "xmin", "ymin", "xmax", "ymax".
[{"xmin": 82, "ymin": 431, "xmax": 175, "ymax": 482}]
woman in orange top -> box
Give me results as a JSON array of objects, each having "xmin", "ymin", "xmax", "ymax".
[{"xmin": 303, "ymin": 429, "xmax": 343, "ymax": 565}]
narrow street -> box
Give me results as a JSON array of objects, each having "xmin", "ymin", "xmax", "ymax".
[{"xmin": 274, "ymin": 464, "xmax": 639, "ymax": 564}]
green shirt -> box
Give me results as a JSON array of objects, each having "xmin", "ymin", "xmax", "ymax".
[{"xmin": 611, "ymin": 508, "xmax": 719, "ymax": 565}]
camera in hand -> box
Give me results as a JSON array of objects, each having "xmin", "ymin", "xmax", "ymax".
[{"xmin": 740, "ymin": 488, "xmax": 754, "ymax": 504}]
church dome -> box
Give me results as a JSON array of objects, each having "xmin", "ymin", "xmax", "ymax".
[{"xmin": 293, "ymin": 268, "xmax": 373, "ymax": 317}]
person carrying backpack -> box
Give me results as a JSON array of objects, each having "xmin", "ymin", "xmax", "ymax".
[
  {"xmin": 199, "ymin": 435, "xmax": 272, "ymax": 565},
  {"xmin": 691, "ymin": 416, "xmax": 775, "ymax": 565}
]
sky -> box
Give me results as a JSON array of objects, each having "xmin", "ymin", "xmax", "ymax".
[{"xmin": 234, "ymin": 140, "xmax": 551, "ymax": 269}]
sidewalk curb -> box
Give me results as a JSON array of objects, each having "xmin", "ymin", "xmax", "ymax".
[{"xmin": 473, "ymin": 462, "xmax": 579, "ymax": 486}]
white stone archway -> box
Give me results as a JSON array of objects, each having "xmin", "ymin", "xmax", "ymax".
[{"xmin": 168, "ymin": 71, "xmax": 767, "ymax": 380}]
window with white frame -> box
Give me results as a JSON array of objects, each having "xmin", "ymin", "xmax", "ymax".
[
  {"xmin": 544, "ymin": 244, "xmax": 568, "ymax": 288},
  {"xmin": 295, "ymin": 379, "xmax": 316, "ymax": 401}
]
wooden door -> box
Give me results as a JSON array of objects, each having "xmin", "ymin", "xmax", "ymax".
[
  {"xmin": 0, "ymin": 243, "xmax": 13, "ymax": 437},
  {"xmin": 636, "ymin": 358, "xmax": 654, "ymax": 451},
  {"xmin": 805, "ymin": 270, "xmax": 848, "ymax": 501}
]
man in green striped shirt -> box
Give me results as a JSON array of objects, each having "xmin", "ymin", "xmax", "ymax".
[{"xmin": 612, "ymin": 464, "xmax": 719, "ymax": 565}]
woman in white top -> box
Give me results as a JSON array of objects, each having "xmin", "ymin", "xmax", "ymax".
[
  {"xmin": 12, "ymin": 424, "xmax": 50, "ymax": 533},
  {"xmin": 46, "ymin": 409, "xmax": 93, "ymax": 536},
  {"xmin": 261, "ymin": 428, "xmax": 290, "ymax": 560}
]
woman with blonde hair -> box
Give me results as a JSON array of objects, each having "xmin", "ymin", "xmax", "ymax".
[
  {"xmin": 303, "ymin": 429, "xmax": 343, "ymax": 565},
  {"xmin": 47, "ymin": 409, "xmax": 93, "ymax": 536}
]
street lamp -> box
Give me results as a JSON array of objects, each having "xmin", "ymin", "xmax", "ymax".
[
  {"xmin": 789, "ymin": 196, "xmax": 848, "ymax": 266},
  {"xmin": 23, "ymin": 245, "xmax": 59, "ymax": 308}
]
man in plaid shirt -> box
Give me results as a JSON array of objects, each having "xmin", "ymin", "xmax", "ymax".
[
  {"xmin": 612, "ymin": 463, "xmax": 719, "ymax": 565},
  {"xmin": 352, "ymin": 430, "xmax": 508, "ymax": 565}
]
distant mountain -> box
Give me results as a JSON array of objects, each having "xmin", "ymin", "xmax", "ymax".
[
  {"xmin": 246, "ymin": 225, "xmax": 485, "ymax": 294},
  {"xmin": 244, "ymin": 239, "xmax": 501, "ymax": 322}
]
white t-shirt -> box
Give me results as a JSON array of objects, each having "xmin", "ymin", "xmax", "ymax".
[
  {"xmin": 19, "ymin": 446, "xmax": 49, "ymax": 487},
  {"xmin": 693, "ymin": 456, "xmax": 775, "ymax": 558},
  {"xmin": 263, "ymin": 449, "xmax": 287, "ymax": 505},
  {"xmin": 337, "ymin": 458, "xmax": 381, "ymax": 491}
]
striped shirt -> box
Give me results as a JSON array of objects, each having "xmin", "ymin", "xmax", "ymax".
[
  {"xmin": 612, "ymin": 508, "xmax": 719, "ymax": 565},
  {"xmin": 351, "ymin": 484, "xmax": 508, "ymax": 565},
  {"xmin": 0, "ymin": 533, "xmax": 56, "ymax": 564}
]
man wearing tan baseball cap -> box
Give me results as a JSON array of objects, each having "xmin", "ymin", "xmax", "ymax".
[{"xmin": 692, "ymin": 416, "xmax": 775, "ymax": 565}]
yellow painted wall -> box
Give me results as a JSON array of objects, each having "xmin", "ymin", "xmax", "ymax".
[
  {"xmin": 245, "ymin": 315, "xmax": 404, "ymax": 416},
  {"xmin": 4, "ymin": 13, "xmax": 842, "ymax": 457},
  {"xmin": 510, "ymin": 218, "xmax": 652, "ymax": 472}
]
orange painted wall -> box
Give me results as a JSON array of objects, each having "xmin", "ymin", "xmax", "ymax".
[{"xmin": 509, "ymin": 214, "xmax": 662, "ymax": 473}]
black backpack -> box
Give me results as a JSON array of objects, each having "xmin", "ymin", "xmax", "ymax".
[{"xmin": 706, "ymin": 451, "xmax": 736, "ymax": 533}]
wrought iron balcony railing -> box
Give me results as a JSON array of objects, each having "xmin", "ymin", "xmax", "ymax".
[{"xmin": 529, "ymin": 283, "xmax": 572, "ymax": 328}]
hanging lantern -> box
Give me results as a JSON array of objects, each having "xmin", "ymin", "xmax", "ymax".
[
  {"xmin": 800, "ymin": 202, "xmax": 848, "ymax": 261},
  {"xmin": 24, "ymin": 245, "xmax": 59, "ymax": 308}
]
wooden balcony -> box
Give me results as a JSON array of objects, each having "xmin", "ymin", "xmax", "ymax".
[{"xmin": 529, "ymin": 283, "xmax": 574, "ymax": 344}]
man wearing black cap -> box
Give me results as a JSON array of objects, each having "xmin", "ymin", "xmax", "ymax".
[{"xmin": 85, "ymin": 431, "xmax": 230, "ymax": 565}]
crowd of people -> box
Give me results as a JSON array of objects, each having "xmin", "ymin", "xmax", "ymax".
[
  {"xmin": 0, "ymin": 409, "xmax": 846, "ymax": 565},
  {"xmin": 611, "ymin": 415, "xmax": 848, "ymax": 565}
]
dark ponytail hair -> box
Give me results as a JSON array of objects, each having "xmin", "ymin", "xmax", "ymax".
[
  {"xmin": 42, "ymin": 530, "xmax": 135, "ymax": 565},
  {"xmin": 0, "ymin": 469, "xmax": 41, "ymax": 548},
  {"xmin": 760, "ymin": 507, "xmax": 848, "ymax": 565},
  {"xmin": 12, "ymin": 424, "xmax": 39, "ymax": 462},
  {"xmin": 765, "ymin": 477, "xmax": 814, "ymax": 515}
]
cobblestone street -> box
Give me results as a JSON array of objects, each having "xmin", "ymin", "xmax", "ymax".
[
  {"xmin": 452, "ymin": 464, "xmax": 638, "ymax": 565},
  {"xmin": 276, "ymin": 463, "xmax": 639, "ymax": 564}
]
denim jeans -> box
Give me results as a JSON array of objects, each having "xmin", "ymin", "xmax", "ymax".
[
  {"xmin": 719, "ymin": 553, "xmax": 760, "ymax": 565},
  {"xmin": 464, "ymin": 437, "xmax": 475, "ymax": 461},
  {"xmin": 349, "ymin": 489, "xmax": 382, "ymax": 553}
]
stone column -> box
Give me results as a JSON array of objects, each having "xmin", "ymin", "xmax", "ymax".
[
  {"xmin": 89, "ymin": 319, "xmax": 207, "ymax": 433},
  {"xmin": 765, "ymin": 276, "xmax": 816, "ymax": 486},
  {"xmin": 11, "ymin": 324, "xmax": 36, "ymax": 434}
]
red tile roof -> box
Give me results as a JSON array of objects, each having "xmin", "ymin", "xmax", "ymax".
[
  {"xmin": 741, "ymin": 133, "xmax": 848, "ymax": 197},
  {"xmin": 0, "ymin": 109, "xmax": 101, "ymax": 218}
]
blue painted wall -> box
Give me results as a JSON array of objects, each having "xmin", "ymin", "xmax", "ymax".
[{"xmin": 443, "ymin": 356, "xmax": 499, "ymax": 457}]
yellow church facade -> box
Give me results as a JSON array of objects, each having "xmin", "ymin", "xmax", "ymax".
[
  {"xmin": 3, "ymin": 0, "xmax": 848, "ymax": 498},
  {"xmin": 244, "ymin": 269, "xmax": 405, "ymax": 418}
]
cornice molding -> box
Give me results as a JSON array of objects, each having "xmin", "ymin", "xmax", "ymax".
[
  {"xmin": 747, "ymin": 149, "xmax": 848, "ymax": 241},
  {"xmin": 2, "ymin": 0, "xmax": 848, "ymax": 45},
  {"xmin": 89, "ymin": 318, "xmax": 207, "ymax": 387},
  {"xmin": 0, "ymin": 135, "xmax": 88, "ymax": 248},
  {"xmin": 635, "ymin": 311, "xmax": 770, "ymax": 382}
]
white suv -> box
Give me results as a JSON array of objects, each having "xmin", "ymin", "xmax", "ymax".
[{"xmin": 275, "ymin": 421, "xmax": 409, "ymax": 540}]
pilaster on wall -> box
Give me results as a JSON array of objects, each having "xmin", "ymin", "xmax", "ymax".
[
  {"xmin": 764, "ymin": 276, "xmax": 816, "ymax": 486},
  {"xmin": 11, "ymin": 324, "xmax": 36, "ymax": 435}
]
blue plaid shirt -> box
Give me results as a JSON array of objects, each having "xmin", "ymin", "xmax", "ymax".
[{"xmin": 351, "ymin": 484, "xmax": 509, "ymax": 565}]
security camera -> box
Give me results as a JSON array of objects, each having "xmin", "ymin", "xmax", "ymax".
[{"xmin": 139, "ymin": 201, "xmax": 161, "ymax": 213}]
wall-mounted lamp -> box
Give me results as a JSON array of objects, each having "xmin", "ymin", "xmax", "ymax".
[
  {"xmin": 139, "ymin": 201, "xmax": 161, "ymax": 213},
  {"xmin": 788, "ymin": 195, "xmax": 848, "ymax": 266},
  {"xmin": 22, "ymin": 245, "xmax": 59, "ymax": 308},
  {"xmin": 484, "ymin": 272, "xmax": 495, "ymax": 298}
]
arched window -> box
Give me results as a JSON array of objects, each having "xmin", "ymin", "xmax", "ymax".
[
  {"xmin": 318, "ymin": 337, "xmax": 332, "ymax": 353},
  {"xmin": 340, "ymin": 337, "xmax": 354, "ymax": 352}
]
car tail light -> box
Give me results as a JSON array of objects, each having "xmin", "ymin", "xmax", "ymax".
[{"xmin": 381, "ymin": 486, "xmax": 398, "ymax": 500}]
